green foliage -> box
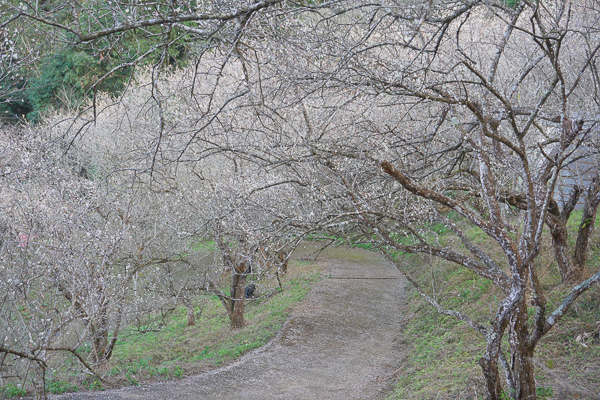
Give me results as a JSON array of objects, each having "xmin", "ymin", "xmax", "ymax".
[
  {"xmin": 46, "ymin": 380, "xmax": 78, "ymax": 394},
  {"xmin": 125, "ymin": 370, "xmax": 139, "ymax": 386},
  {"xmin": 26, "ymin": 47, "xmax": 129, "ymax": 121},
  {"xmin": 84, "ymin": 378, "xmax": 104, "ymax": 391},
  {"xmin": 80, "ymin": 164, "xmax": 104, "ymax": 181},
  {"xmin": 431, "ymin": 222, "xmax": 450, "ymax": 235},
  {"xmin": 2, "ymin": 0, "xmax": 194, "ymax": 124},
  {"xmin": 0, "ymin": 383, "xmax": 27, "ymax": 397},
  {"xmin": 499, "ymin": 386, "xmax": 553, "ymax": 400},
  {"xmin": 190, "ymin": 240, "xmax": 217, "ymax": 252},
  {"xmin": 172, "ymin": 366, "xmax": 183, "ymax": 378},
  {"xmin": 0, "ymin": 77, "xmax": 33, "ymax": 121},
  {"xmin": 354, "ymin": 242, "xmax": 373, "ymax": 250},
  {"xmin": 536, "ymin": 386, "xmax": 554, "ymax": 398}
]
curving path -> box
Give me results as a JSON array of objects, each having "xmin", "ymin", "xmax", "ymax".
[{"xmin": 57, "ymin": 248, "xmax": 407, "ymax": 400}]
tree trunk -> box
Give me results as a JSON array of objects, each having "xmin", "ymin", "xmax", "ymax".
[
  {"xmin": 32, "ymin": 361, "xmax": 47, "ymax": 400},
  {"xmin": 573, "ymin": 184, "xmax": 600, "ymax": 281},
  {"xmin": 229, "ymin": 271, "xmax": 247, "ymax": 329},
  {"xmin": 91, "ymin": 325, "xmax": 109, "ymax": 364},
  {"xmin": 277, "ymin": 249, "xmax": 288, "ymax": 274},
  {"xmin": 478, "ymin": 355, "xmax": 503, "ymax": 400},
  {"xmin": 215, "ymin": 232, "xmax": 248, "ymax": 329},
  {"xmin": 181, "ymin": 297, "xmax": 195, "ymax": 326},
  {"xmin": 547, "ymin": 179, "xmax": 600, "ymax": 284},
  {"xmin": 509, "ymin": 348, "xmax": 536, "ymax": 400},
  {"xmin": 509, "ymin": 302, "xmax": 537, "ymax": 400},
  {"xmin": 549, "ymin": 221, "xmax": 576, "ymax": 283},
  {"xmin": 90, "ymin": 302, "xmax": 111, "ymax": 364}
]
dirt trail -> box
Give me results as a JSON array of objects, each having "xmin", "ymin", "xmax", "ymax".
[{"xmin": 57, "ymin": 248, "xmax": 407, "ymax": 399}]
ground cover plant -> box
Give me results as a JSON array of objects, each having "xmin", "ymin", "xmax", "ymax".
[
  {"xmin": 390, "ymin": 271, "xmax": 600, "ymax": 400},
  {"xmin": 387, "ymin": 213, "xmax": 600, "ymax": 399},
  {"xmin": 0, "ymin": 260, "xmax": 321, "ymax": 396},
  {"xmin": 108, "ymin": 265, "xmax": 320, "ymax": 381}
]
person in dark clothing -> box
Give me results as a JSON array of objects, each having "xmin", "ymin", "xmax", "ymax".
[{"xmin": 245, "ymin": 283, "xmax": 256, "ymax": 299}]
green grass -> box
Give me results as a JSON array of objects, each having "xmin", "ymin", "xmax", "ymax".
[
  {"xmin": 189, "ymin": 240, "xmax": 217, "ymax": 252},
  {"xmin": 98, "ymin": 268, "xmax": 321, "ymax": 388},
  {"xmin": 388, "ymin": 281, "xmax": 487, "ymax": 399},
  {"xmin": 46, "ymin": 379, "xmax": 78, "ymax": 394},
  {"xmin": 1, "ymin": 384, "xmax": 27, "ymax": 398},
  {"xmin": 387, "ymin": 215, "xmax": 600, "ymax": 399},
  {"xmin": 18, "ymin": 260, "xmax": 321, "ymax": 396}
]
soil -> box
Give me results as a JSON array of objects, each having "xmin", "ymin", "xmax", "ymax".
[{"xmin": 54, "ymin": 247, "xmax": 408, "ymax": 399}]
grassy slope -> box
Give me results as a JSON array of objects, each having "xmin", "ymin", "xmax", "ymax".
[
  {"xmin": 2, "ymin": 230, "xmax": 597, "ymax": 398},
  {"xmin": 387, "ymin": 214, "xmax": 600, "ymax": 399},
  {"xmin": 34, "ymin": 261, "xmax": 322, "ymax": 396}
]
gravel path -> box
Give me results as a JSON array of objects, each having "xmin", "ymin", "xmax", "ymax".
[{"xmin": 57, "ymin": 249, "xmax": 407, "ymax": 400}]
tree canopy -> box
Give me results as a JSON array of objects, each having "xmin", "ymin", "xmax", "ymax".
[{"xmin": 2, "ymin": 1, "xmax": 600, "ymax": 399}]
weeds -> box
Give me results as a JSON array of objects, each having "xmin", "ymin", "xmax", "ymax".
[
  {"xmin": 41, "ymin": 264, "xmax": 320, "ymax": 393},
  {"xmin": 46, "ymin": 380, "xmax": 78, "ymax": 394},
  {"xmin": 387, "ymin": 216, "xmax": 600, "ymax": 399},
  {"xmin": 0, "ymin": 384, "xmax": 27, "ymax": 398}
]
